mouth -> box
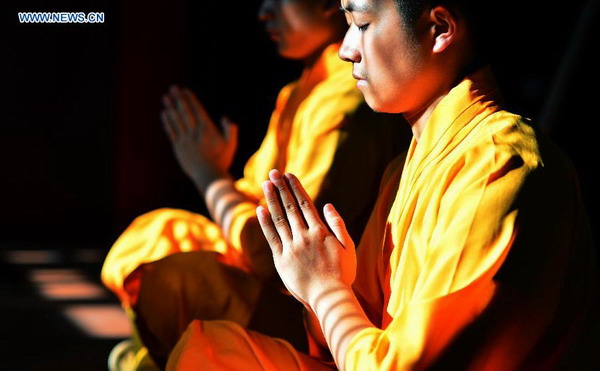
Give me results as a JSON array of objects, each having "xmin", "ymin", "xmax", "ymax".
[
  {"xmin": 352, "ymin": 73, "xmax": 365, "ymax": 81},
  {"xmin": 353, "ymin": 72, "xmax": 367, "ymax": 89}
]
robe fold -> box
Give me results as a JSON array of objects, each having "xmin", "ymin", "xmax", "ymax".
[
  {"xmin": 101, "ymin": 42, "xmax": 408, "ymax": 367},
  {"xmin": 167, "ymin": 67, "xmax": 598, "ymax": 370}
]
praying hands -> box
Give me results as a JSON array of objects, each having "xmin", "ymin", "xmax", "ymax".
[
  {"xmin": 256, "ymin": 169, "xmax": 372, "ymax": 370},
  {"xmin": 160, "ymin": 85, "xmax": 238, "ymax": 193},
  {"xmin": 256, "ymin": 169, "xmax": 356, "ymax": 305}
]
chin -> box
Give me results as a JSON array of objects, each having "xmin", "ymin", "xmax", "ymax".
[
  {"xmin": 364, "ymin": 92, "xmax": 405, "ymax": 114},
  {"xmin": 278, "ymin": 50, "xmax": 302, "ymax": 61},
  {"xmin": 364, "ymin": 96, "xmax": 392, "ymax": 114},
  {"xmin": 274, "ymin": 43, "xmax": 290, "ymax": 57},
  {"xmin": 276, "ymin": 44, "xmax": 304, "ymax": 61}
]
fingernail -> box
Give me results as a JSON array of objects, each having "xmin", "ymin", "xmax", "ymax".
[
  {"xmin": 262, "ymin": 180, "xmax": 272, "ymax": 193},
  {"xmin": 324, "ymin": 203, "xmax": 335, "ymax": 215},
  {"xmin": 269, "ymin": 169, "xmax": 281, "ymax": 181}
]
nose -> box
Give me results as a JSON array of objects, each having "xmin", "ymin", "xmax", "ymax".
[
  {"xmin": 257, "ymin": 0, "xmax": 274, "ymax": 22},
  {"xmin": 339, "ymin": 27, "xmax": 361, "ymax": 63}
]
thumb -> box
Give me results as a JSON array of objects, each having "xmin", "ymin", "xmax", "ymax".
[
  {"xmin": 323, "ymin": 203, "xmax": 353, "ymax": 249},
  {"xmin": 221, "ymin": 116, "xmax": 238, "ymax": 146}
]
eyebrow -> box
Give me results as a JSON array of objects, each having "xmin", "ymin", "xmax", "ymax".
[{"xmin": 339, "ymin": 1, "xmax": 372, "ymax": 13}]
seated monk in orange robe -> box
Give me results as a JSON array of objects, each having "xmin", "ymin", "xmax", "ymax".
[
  {"xmin": 101, "ymin": 0, "xmax": 410, "ymax": 368},
  {"xmin": 167, "ymin": 0, "xmax": 599, "ymax": 370}
]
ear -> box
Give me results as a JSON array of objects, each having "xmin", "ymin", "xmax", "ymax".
[{"xmin": 429, "ymin": 6, "xmax": 457, "ymax": 54}]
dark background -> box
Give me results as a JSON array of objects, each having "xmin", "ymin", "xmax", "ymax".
[
  {"xmin": 0, "ymin": 0, "xmax": 303, "ymax": 251},
  {"xmin": 0, "ymin": 0, "xmax": 598, "ymax": 368},
  {"xmin": 1, "ymin": 0, "xmax": 598, "ymax": 252}
]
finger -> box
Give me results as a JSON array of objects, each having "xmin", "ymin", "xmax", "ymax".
[
  {"xmin": 160, "ymin": 111, "xmax": 177, "ymax": 141},
  {"xmin": 323, "ymin": 203, "xmax": 353, "ymax": 249},
  {"xmin": 184, "ymin": 88, "xmax": 216, "ymax": 133},
  {"xmin": 221, "ymin": 116, "xmax": 238, "ymax": 147},
  {"xmin": 269, "ymin": 169, "xmax": 307, "ymax": 234},
  {"xmin": 262, "ymin": 180, "xmax": 293, "ymax": 245},
  {"xmin": 256, "ymin": 206, "xmax": 283, "ymax": 255},
  {"xmin": 162, "ymin": 95, "xmax": 186, "ymax": 134},
  {"xmin": 170, "ymin": 85, "xmax": 196, "ymax": 130},
  {"xmin": 283, "ymin": 172, "xmax": 321, "ymax": 228}
]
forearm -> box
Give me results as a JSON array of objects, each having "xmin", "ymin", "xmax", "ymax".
[
  {"xmin": 305, "ymin": 306, "xmax": 329, "ymax": 352},
  {"xmin": 205, "ymin": 175, "xmax": 283, "ymax": 280},
  {"xmin": 204, "ymin": 177, "xmax": 257, "ymax": 235},
  {"xmin": 189, "ymin": 165, "xmax": 230, "ymax": 197},
  {"xmin": 309, "ymin": 284, "xmax": 373, "ymax": 371}
]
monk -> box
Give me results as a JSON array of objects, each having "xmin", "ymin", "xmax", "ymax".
[
  {"xmin": 102, "ymin": 0, "xmax": 408, "ymax": 368},
  {"xmin": 167, "ymin": 0, "xmax": 599, "ymax": 369}
]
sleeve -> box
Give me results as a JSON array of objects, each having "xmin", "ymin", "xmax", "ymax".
[{"xmin": 345, "ymin": 133, "xmax": 540, "ymax": 370}]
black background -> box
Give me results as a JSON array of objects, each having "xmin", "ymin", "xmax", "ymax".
[
  {"xmin": 0, "ymin": 1, "xmax": 598, "ymax": 366},
  {"xmin": 1, "ymin": 0, "xmax": 598, "ymax": 250}
]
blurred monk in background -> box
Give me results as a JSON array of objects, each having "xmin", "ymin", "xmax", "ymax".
[
  {"xmin": 167, "ymin": 0, "xmax": 599, "ymax": 369},
  {"xmin": 102, "ymin": 0, "xmax": 409, "ymax": 368}
]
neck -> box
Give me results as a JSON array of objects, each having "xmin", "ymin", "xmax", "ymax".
[
  {"xmin": 403, "ymin": 62, "xmax": 468, "ymax": 141},
  {"xmin": 298, "ymin": 47, "xmax": 328, "ymax": 89},
  {"xmin": 404, "ymin": 91, "xmax": 448, "ymax": 141},
  {"xmin": 299, "ymin": 40, "xmax": 341, "ymax": 87},
  {"xmin": 403, "ymin": 47, "xmax": 483, "ymax": 141},
  {"xmin": 302, "ymin": 45, "xmax": 327, "ymax": 68},
  {"xmin": 302, "ymin": 32, "xmax": 343, "ymax": 68}
]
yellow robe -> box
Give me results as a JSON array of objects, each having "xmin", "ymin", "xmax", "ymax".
[
  {"xmin": 167, "ymin": 67, "xmax": 598, "ymax": 370},
  {"xmin": 101, "ymin": 43, "xmax": 408, "ymax": 366}
]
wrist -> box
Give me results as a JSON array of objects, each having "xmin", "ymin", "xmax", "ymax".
[
  {"xmin": 191, "ymin": 165, "xmax": 229, "ymax": 194},
  {"xmin": 307, "ymin": 282, "xmax": 353, "ymax": 314}
]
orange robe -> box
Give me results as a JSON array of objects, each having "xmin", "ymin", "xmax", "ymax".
[
  {"xmin": 101, "ymin": 43, "xmax": 408, "ymax": 366},
  {"xmin": 167, "ymin": 67, "xmax": 598, "ymax": 370}
]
